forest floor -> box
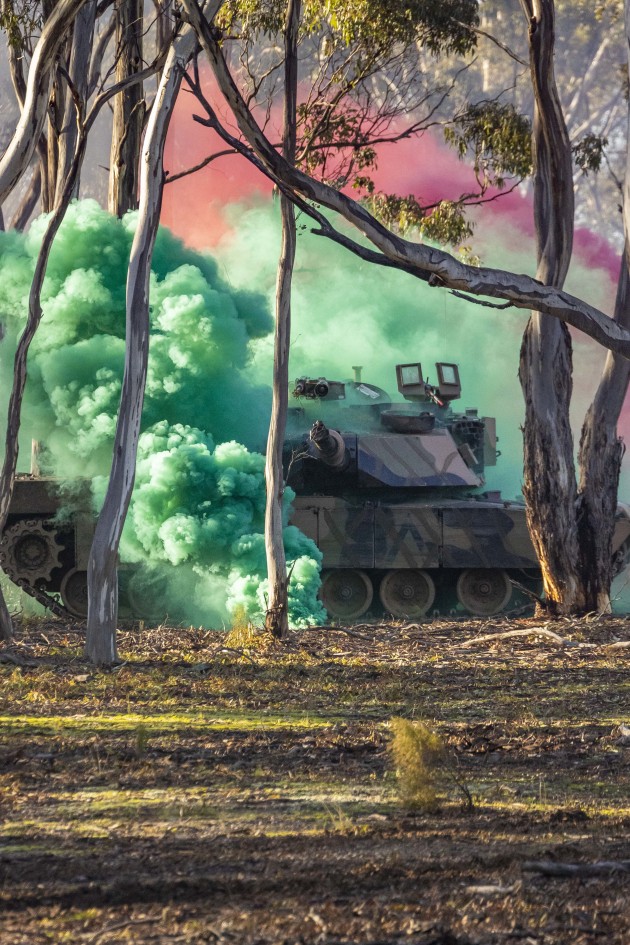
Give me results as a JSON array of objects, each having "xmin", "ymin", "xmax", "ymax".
[{"xmin": 0, "ymin": 616, "xmax": 629, "ymax": 944}]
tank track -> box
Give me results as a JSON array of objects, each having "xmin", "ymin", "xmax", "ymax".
[{"xmin": 13, "ymin": 577, "xmax": 75, "ymax": 620}]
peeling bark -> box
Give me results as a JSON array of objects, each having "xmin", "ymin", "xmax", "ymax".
[
  {"xmin": 108, "ymin": 0, "xmax": 145, "ymax": 216},
  {"xmin": 574, "ymin": 4, "xmax": 630, "ymax": 610},
  {"xmin": 0, "ymin": 0, "xmax": 89, "ymax": 205},
  {"xmin": 518, "ymin": 0, "xmax": 579, "ymax": 614},
  {"xmin": 86, "ymin": 25, "xmax": 199, "ymax": 666},
  {"xmin": 264, "ymin": 0, "xmax": 300, "ymax": 640}
]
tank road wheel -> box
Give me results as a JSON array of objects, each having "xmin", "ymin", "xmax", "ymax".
[
  {"xmin": 0, "ymin": 519, "xmax": 63, "ymax": 584},
  {"xmin": 320, "ymin": 569, "xmax": 373, "ymax": 620},
  {"xmin": 379, "ymin": 569, "xmax": 436, "ymax": 618},
  {"xmin": 456, "ymin": 568, "xmax": 512, "ymax": 616},
  {"xmin": 60, "ymin": 569, "xmax": 89, "ymax": 618}
]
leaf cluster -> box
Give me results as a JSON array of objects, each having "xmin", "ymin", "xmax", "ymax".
[
  {"xmin": 444, "ymin": 102, "xmax": 532, "ymax": 190},
  {"xmin": 0, "ymin": 0, "xmax": 41, "ymax": 50},
  {"xmin": 366, "ymin": 193, "xmax": 473, "ymax": 247},
  {"xmin": 572, "ymin": 133, "xmax": 608, "ymax": 175},
  {"xmin": 219, "ymin": 0, "xmax": 479, "ymax": 56}
]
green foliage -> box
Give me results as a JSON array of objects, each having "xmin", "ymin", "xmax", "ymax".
[
  {"xmin": 390, "ymin": 717, "xmax": 473, "ymax": 811},
  {"xmin": 444, "ymin": 103, "xmax": 532, "ymax": 189},
  {"xmin": 420, "ymin": 200, "xmax": 474, "ymax": 245},
  {"xmin": 572, "ymin": 133, "xmax": 608, "ymax": 175},
  {"xmin": 219, "ymin": 0, "xmax": 479, "ymax": 55},
  {"xmin": 366, "ymin": 193, "xmax": 473, "ymax": 246},
  {"xmin": 0, "ymin": 0, "xmax": 41, "ymax": 49},
  {"xmin": 298, "ymin": 102, "xmax": 377, "ymax": 183}
]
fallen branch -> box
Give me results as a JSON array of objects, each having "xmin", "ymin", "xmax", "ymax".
[
  {"xmin": 452, "ymin": 627, "xmax": 578, "ymax": 648},
  {"xmin": 313, "ymin": 625, "xmax": 375, "ymax": 640},
  {"xmin": 523, "ymin": 859, "xmax": 630, "ymax": 877},
  {"xmin": 87, "ymin": 916, "xmax": 157, "ymax": 944}
]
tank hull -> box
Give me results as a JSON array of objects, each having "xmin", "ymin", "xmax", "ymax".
[{"xmin": 290, "ymin": 494, "xmax": 630, "ymax": 617}]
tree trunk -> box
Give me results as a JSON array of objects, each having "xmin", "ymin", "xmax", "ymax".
[
  {"xmin": 55, "ymin": 0, "xmax": 97, "ymax": 204},
  {"xmin": 108, "ymin": 0, "xmax": 145, "ymax": 216},
  {"xmin": 86, "ymin": 25, "xmax": 198, "ymax": 666},
  {"xmin": 0, "ymin": 0, "xmax": 89, "ymax": 205},
  {"xmin": 0, "ymin": 104, "xmax": 93, "ymax": 642},
  {"xmin": 576, "ymin": 233, "xmax": 630, "ymax": 611},
  {"xmin": 9, "ymin": 165, "xmax": 42, "ymax": 231},
  {"xmin": 574, "ymin": 7, "xmax": 630, "ymax": 611},
  {"xmin": 264, "ymin": 0, "xmax": 300, "ymax": 639},
  {"xmin": 518, "ymin": 0, "xmax": 580, "ymax": 614}
]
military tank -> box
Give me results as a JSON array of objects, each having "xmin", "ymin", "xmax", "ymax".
[
  {"xmin": 0, "ymin": 459, "xmax": 151, "ymax": 619},
  {"xmin": 284, "ymin": 360, "xmax": 630, "ymax": 619},
  {"xmin": 0, "ymin": 472, "xmax": 94, "ymax": 617}
]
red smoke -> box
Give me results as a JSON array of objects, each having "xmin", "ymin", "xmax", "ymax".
[{"xmin": 164, "ymin": 104, "xmax": 620, "ymax": 280}]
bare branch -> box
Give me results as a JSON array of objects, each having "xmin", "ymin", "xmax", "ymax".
[{"xmin": 165, "ymin": 147, "xmax": 236, "ymax": 183}]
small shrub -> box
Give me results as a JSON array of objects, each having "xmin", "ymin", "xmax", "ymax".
[
  {"xmin": 225, "ymin": 605, "xmax": 272, "ymax": 651},
  {"xmin": 389, "ymin": 718, "xmax": 473, "ymax": 811}
]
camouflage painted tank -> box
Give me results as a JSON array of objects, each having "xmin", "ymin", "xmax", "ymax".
[
  {"xmin": 284, "ymin": 361, "xmax": 630, "ymax": 619},
  {"xmin": 0, "ymin": 469, "xmax": 149, "ymax": 619}
]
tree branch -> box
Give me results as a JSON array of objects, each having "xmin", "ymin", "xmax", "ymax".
[{"xmin": 181, "ymin": 0, "xmax": 630, "ymax": 359}]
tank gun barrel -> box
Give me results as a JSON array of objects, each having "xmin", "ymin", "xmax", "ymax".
[{"xmin": 310, "ymin": 420, "xmax": 348, "ymax": 469}]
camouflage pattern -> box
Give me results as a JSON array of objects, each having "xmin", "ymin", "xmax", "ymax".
[
  {"xmin": 357, "ymin": 433, "xmax": 481, "ymax": 488},
  {"xmin": 291, "ymin": 496, "xmax": 539, "ymax": 571}
]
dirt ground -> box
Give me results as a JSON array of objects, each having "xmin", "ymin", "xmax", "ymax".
[{"xmin": 0, "ymin": 616, "xmax": 629, "ymax": 944}]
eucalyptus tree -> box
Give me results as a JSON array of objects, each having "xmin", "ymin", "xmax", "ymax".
[{"xmin": 86, "ymin": 19, "xmax": 203, "ymax": 664}]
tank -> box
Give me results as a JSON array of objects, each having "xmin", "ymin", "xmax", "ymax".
[
  {"xmin": 0, "ymin": 474, "xmax": 95, "ymax": 617},
  {"xmin": 285, "ymin": 361, "xmax": 630, "ymax": 619}
]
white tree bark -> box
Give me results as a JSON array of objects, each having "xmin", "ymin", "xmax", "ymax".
[
  {"xmin": 85, "ymin": 24, "xmax": 199, "ymax": 666},
  {"xmin": 0, "ymin": 0, "xmax": 90, "ymax": 204},
  {"xmin": 264, "ymin": 0, "xmax": 300, "ymax": 639},
  {"xmin": 181, "ymin": 0, "xmax": 630, "ymax": 359},
  {"xmin": 55, "ymin": 0, "xmax": 97, "ymax": 204}
]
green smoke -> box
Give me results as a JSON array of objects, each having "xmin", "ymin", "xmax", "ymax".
[
  {"xmin": 216, "ymin": 200, "xmax": 619, "ymax": 498},
  {"xmin": 0, "ymin": 199, "xmax": 325, "ymax": 626},
  {"xmin": 0, "ymin": 196, "xmax": 624, "ymax": 622}
]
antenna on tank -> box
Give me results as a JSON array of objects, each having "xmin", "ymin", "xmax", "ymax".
[{"xmin": 352, "ymin": 365, "xmax": 363, "ymax": 383}]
